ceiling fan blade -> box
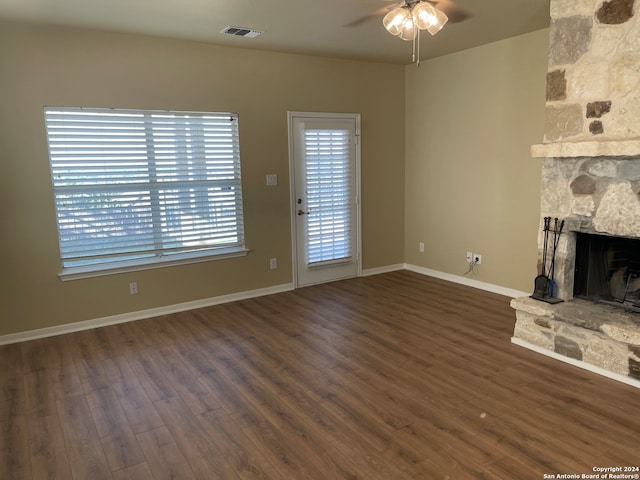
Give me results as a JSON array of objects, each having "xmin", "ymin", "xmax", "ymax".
[
  {"xmin": 344, "ymin": 2, "xmax": 403, "ymax": 28},
  {"xmin": 430, "ymin": 0, "xmax": 473, "ymax": 23}
]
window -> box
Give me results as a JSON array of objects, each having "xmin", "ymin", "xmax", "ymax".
[
  {"xmin": 44, "ymin": 107, "xmax": 246, "ymax": 279},
  {"xmin": 304, "ymin": 128, "xmax": 352, "ymax": 265}
]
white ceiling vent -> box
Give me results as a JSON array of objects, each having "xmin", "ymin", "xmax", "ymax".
[{"xmin": 220, "ymin": 26, "xmax": 263, "ymax": 38}]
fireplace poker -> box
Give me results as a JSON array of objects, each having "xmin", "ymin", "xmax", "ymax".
[
  {"xmin": 542, "ymin": 217, "xmax": 550, "ymax": 276},
  {"xmin": 548, "ymin": 218, "xmax": 564, "ymax": 297}
]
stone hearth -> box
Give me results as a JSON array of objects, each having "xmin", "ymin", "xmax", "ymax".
[
  {"xmin": 512, "ymin": 297, "xmax": 640, "ymax": 380},
  {"xmin": 511, "ymin": 0, "xmax": 640, "ymax": 386}
]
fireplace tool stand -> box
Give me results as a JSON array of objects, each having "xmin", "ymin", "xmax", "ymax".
[{"xmin": 531, "ymin": 217, "xmax": 564, "ymax": 304}]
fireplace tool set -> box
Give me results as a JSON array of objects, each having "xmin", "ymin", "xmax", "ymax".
[{"xmin": 532, "ymin": 217, "xmax": 564, "ymax": 304}]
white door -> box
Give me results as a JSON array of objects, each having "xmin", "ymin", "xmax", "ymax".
[{"xmin": 288, "ymin": 112, "xmax": 361, "ymax": 287}]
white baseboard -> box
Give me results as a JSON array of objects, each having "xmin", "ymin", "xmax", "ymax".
[
  {"xmin": 0, "ymin": 283, "xmax": 294, "ymax": 346},
  {"xmin": 404, "ymin": 263, "xmax": 530, "ymax": 299},
  {"xmin": 511, "ymin": 337, "xmax": 640, "ymax": 389},
  {"xmin": 361, "ymin": 264, "xmax": 405, "ymax": 277}
]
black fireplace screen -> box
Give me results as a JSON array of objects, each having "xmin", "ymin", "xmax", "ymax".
[{"xmin": 574, "ymin": 232, "xmax": 640, "ymax": 308}]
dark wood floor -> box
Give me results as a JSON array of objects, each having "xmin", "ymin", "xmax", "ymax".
[{"xmin": 1, "ymin": 271, "xmax": 638, "ymax": 479}]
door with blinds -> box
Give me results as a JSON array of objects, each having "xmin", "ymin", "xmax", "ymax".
[{"xmin": 288, "ymin": 112, "xmax": 360, "ymax": 287}]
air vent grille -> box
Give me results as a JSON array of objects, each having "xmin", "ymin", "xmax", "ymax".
[{"xmin": 221, "ymin": 26, "xmax": 263, "ymax": 38}]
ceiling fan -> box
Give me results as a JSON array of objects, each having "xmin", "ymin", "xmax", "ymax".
[
  {"xmin": 348, "ymin": 0, "xmax": 471, "ymax": 29},
  {"xmin": 347, "ymin": 0, "xmax": 472, "ymax": 64}
]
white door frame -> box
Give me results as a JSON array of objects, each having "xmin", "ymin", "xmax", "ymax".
[{"xmin": 287, "ymin": 111, "xmax": 362, "ymax": 288}]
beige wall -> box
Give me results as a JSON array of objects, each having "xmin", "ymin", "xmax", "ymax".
[
  {"xmin": 0, "ymin": 20, "xmax": 406, "ymax": 336},
  {"xmin": 404, "ymin": 29, "xmax": 548, "ymax": 293},
  {"xmin": 0, "ymin": 20, "xmax": 550, "ymax": 338}
]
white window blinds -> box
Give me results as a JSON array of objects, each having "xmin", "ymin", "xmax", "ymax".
[
  {"xmin": 304, "ymin": 129, "xmax": 352, "ymax": 265},
  {"xmin": 44, "ymin": 107, "xmax": 245, "ymax": 274}
]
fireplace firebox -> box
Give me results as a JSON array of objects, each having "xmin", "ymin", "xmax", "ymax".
[{"xmin": 574, "ymin": 233, "xmax": 640, "ymax": 312}]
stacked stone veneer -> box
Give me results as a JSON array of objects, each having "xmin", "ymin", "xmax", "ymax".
[
  {"xmin": 512, "ymin": 297, "xmax": 640, "ymax": 379},
  {"xmin": 545, "ymin": 0, "xmax": 640, "ymax": 142},
  {"xmin": 511, "ymin": 0, "xmax": 640, "ymax": 384}
]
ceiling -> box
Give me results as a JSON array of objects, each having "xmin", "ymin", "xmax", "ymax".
[{"xmin": 0, "ymin": 0, "xmax": 551, "ymax": 64}]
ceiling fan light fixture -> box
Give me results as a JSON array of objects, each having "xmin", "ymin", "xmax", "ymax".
[
  {"xmin": 378, "ymin": 0, "xmax": 465, "ymax": 65},
  {"xmin": 413, "ymin": 2, "xmax": 448, "ymax": 35},
  {"xmin": 398, "ymin": 16, "xmax": 417, "ymax": 41},
  {"xmin": 383, "ymin": 7, "xmax": 411, "ymax": 36}
]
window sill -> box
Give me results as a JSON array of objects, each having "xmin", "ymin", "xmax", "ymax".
[{"xmin": 58, "ymin": 247, "xmax": 250, "ymax": 281}]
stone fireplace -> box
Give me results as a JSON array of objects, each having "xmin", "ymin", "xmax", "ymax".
[{"xmin": 510, "ymin": 0, "xmax": 640, "ymax": 386}]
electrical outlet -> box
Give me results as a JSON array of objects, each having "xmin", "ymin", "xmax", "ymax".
[
  {"xmin": 266, "ymin": 174, "xmax": 278, "ymax": 186},
  {"xmin": 419, "ymin": 242, "xmax": 425, "ymax": 253},
  {"xmin": 269, "ymin": 257, "xmax": 278, "ymax": 270},
  {"xmin": 466, "ymin": 251, "xmax": 473, "ymax": 262},
  {"xmin": 129, "ymin": 282, "xmax": 138, "ymax": 295},
  {"xmin": 473, "ymin": 253, "xmax": 482, "ymax": 265}
]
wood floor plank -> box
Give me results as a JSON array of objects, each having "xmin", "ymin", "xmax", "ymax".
[
  {"xmin": 197, "ymin": 408, "xmax": 282, "ymax": 480},
  {"xmin": 1, "ymin": 414, "xmax": 31, "ymax": 479},
  {"xmin": 56, "ymin": 394, "xmax": 112, "ymax": 480},
  {"xmin": 111, "ymin": 462, "xmax": 154, "ymax": 480},
  {"xmin": 26, "ymin": 414, "xmax": 73, "ymax": 480},
  {"xmin": 63, "ymin": 331, "xmax": 108, "ymax": 387},
  {"xmin": 21, "ymin": 337, "xmax": 60, "ymax": 373},
  {"xmin": 2, "ymin": 271, "xmax": 639, "ymax": 479},
  {"xmin": 136, "ymin": 426, "xmax": 195, "ymax": 480},
  {"xmin": 145, "ymin": 342, "xmax": 222, "ymax": 415},
  {"xmin": 152, "ymin": 395, "xmax": 244, "ymax": 480},
  {"xmin": 86, "ymin": 383, "xmax": 147, "ymax": 472},
  {"xmin": 47, "ymin": 344, "xmax": 84, "ymax": 400},
  {"xmin": 23, "ymin": 368, "xmax": 57, "ymax": 417},
  {"xmin": 93, "ymin": 339, "xmax": 165, "ymax": 436},
  {"xmin": 127, "ymin": 350, "xmax": 178, "ymax": 404},
  {"xmin": 152, "ymin": 395, "xmax": 219, "ymax": 461},
  {"xmin": 462, "ymin": 391, "xmax": 587, "ymax": 473},
  {"xmin": 239, "ymin": 409, "xmax": 330, "ymax": 480},
  {"xmin": 481, "ymin": 455, "xmax": 552, "ymax": 480},
  {"xmin": 277, "ymin": 389, "xmax": 414, "ymax": 480},
  {"xmin": 0, "ymin": 343, "xmax": 26, "ymax": 420}
]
